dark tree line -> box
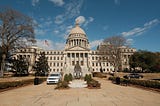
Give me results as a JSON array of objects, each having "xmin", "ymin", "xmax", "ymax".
[{"xmin": 129, "ymin": 51, "xmax": 160, "ymax": 73}]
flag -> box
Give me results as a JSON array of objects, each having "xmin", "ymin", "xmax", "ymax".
[{"xmin": 44, "ymin": 40, "xmax": 49, "ymax": 46}]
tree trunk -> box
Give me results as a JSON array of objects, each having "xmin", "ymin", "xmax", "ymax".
[{"xmin": 0, "ymin": 54, "xmax": 6, "ymax": 77}]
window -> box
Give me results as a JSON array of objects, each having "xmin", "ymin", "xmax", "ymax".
[
  {"xmin": 61, "ymin": 57, "xmax": 63, "ymax": 60},
  {"xmin": 72, "ymin": 61, "xmax": 75, "ymax": 66},
  {"xmin": 92, "ymin": 63, "xmax": 94, "ymax": 66},
  {"xmin": 57, "ymin": 57, "xmax": 59, "ymax": 60},
  {"xmin": 50, "ymin": 63, "xmax": 52, "ymax": 66},
  {"xmin": 67, "ymin": 53, "xmax": 70, "ymax": 57},
  {"xmin": 103, "ymin": 63, "xmax": 105, "ymax": 66},
  {"xmin": 92, "ymin": 57, "xmax": 94, "ymax": 60},
  {"xmin": 85, "ymin": 53, "xmax": 88, "ymax": 58},
  {"xmin": 72, "ymin": 53, "xmax": 75, "ymax": 58},
  {"xmin": 53, "ymin": 63, "xmax": 55, "ymax": 66},
  {"xmin": 96, "ymin": 63, "xmax": 98, "ymax": 66},
  {"xmin": 57, "ymin": 63, "xmax": 59, "ymax": 66},
  {"xmin": 61, "ymin": 63, "xmax": 63, "ymax": 66},
  {"xmin": 50, "ymin": 56, "xmax": 52, "ymax": 60},
  {"xmin": 76, "ymin": 53, "xmax": 79, "ymax": 57},
  {"xmin": 54, "ymin": 57, "xmax": 56, "ymax": 60},
  {"xmin": 107, "ymin": 63, "xmax": 109, "ymax": 66},
  {"xmin": 81, "ymin": 61, "xmax": 83, "ymax": 66},
  {"xmin": 80, "ymin": 53, "xmax": 83, "ymax": 57}
]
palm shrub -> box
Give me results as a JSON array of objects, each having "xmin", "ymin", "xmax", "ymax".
[
  {"xmin": 55, "ymin": 81, "xmax": 69, "ymax": 89},
  {"xmin": 64, "ymin": 74, "xmax": 69, "ymax": 82},
  {"xmin": 84, "ymin": 74, "xmax": 92, "ymax": 84},
  {"xmin": 68, "ymin": 73, "xmax": 73, "ymax": 81}
]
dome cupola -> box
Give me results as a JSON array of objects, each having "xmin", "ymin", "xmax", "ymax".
[{"xmin": 65, "ymin": 20, "xmax": 90, "ymax": 50}]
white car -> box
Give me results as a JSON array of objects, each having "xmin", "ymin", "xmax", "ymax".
[{"xmin": 47, "ymin": 72, "xmax": 62, "ymax": 84}]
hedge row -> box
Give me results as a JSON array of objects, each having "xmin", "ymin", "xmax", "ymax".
[
  {"xmin": 108, "ymin": 77, "xmax": 160, "ymax": 89},
  {"xmin": 92, "ymin": 72, "xmax": 107, "ymax": 78},
  {"xmin": 0, "ymin": 77, "xmax": 46, "ymax": 89}
]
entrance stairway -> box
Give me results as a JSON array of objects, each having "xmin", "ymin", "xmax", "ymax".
[{"xmin": 68, "ymin": 80, "xmax": 87, "ymax": 88}]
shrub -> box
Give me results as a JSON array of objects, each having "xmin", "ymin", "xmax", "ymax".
[
  {"xmin": 84, "ymin": 74, "xmax": 92, "ymax": 84},
  {"xmin": 87, "ymin": 79, "xmax": 101, "ymax": 89},
  {"xmin": 55, "ymin": 81, "xmax": 69, "ymax": 89},
  {"xmin": 64, "ymin": 74, "xmax": 69, "ymax": 82},
  {"xmin": 68, "ymin": 73, "xmax": 73, "ymax": 81}
]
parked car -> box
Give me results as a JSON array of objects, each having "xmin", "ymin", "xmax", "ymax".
[
  {"xmin": 123, "ymin": 73, "xmax": 143, "ymax": 79},
  {"xmin": 46, "ymin": 72, "xmax": 62, "ymax": 84}
]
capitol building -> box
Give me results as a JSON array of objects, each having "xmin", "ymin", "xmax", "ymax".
[{"xmin": 15, "ymin": 21, "xmax": 136, "ymax": 78}]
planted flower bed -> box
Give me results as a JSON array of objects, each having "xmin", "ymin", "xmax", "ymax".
[{"xmin": 84, "ymin": 74, "xmax": 101, "ymax": 89}]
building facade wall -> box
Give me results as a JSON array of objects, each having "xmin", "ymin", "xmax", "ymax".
[{"xmin": 13, "ymin": 22, "xmax": 136, "ymax": 76}]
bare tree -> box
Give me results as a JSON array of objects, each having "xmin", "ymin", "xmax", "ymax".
[
  {"xmin": 0, "ymin": 8, "xmax": 36, "ymax": 77},
  {"xmin": 97, "ymin": 36, "xmax": 126, "ymax": 76}
]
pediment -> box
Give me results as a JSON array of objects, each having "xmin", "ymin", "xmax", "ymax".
[{"xmin": 65, "ymin": 46, "xmax": 90, "ymax": 51}]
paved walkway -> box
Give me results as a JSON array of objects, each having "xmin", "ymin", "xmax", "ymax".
[
  {"xmin": 0, "ymin": 78, "xmax": 160, "ymax": 106},
  {"xmin": 68, "ymin": 80, "xmax": 87, "ymax": 88}
]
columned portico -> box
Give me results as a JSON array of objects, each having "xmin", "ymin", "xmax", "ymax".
[{"xmin": 63, "ymin": 20, "xmax": 91, "ymax": 77}]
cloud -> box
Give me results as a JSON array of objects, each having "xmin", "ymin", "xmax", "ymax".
[
  {"xmin": 54, "ymin": 15, "xmax": 64, "ymax": 24},
  {"xmin": 103, "ymin": 25, "xmax": 109, "ymax": 31},
  {"xmin": 75, "ymin": 16, "xmax": 86, "ymax": 25},
  {"xmin": 126, "ymin": 39, "xmax": 134, "ymax": 46},
  {"xmin": 114, "ymin": 0, "xmax": 120, "ymax": 5},
  {"xmin": 121, "ymin": 19, "xmax": 160, "ymax": 37},
  {"xmin": 90, "ymin": 39, "xmax": 103, "ymax": 49},
  {"xmin": 84, "ymin": 17, "xmax": 94, "ymax": 27},
  {"xmin": 33, "ymin": 17, "xmax": 54, "ymax": 36},
  {"xmin": 35, "ymin": 29, "xmax": 46, "ymax": 36},
  {"xmin": 31, "ymin": 0, "xmax": 39, "ymax": 6},
  {"xmin": 53, "ymin": 30, "xmax": 59, "ymax": 34},
  {"xmin": 35, "ymin": 39, "xmax": 65, "ymax": 50},
  {"xmin": 49, "ymin": 0, "xmax": 65, "ymax": 6},
  {"xmin": 54, "ymin": 0, "xmax": 84, "ymax": 25},
  {"xmin": 75, "ymin": 16, "xmax": 94, "ymax": 27}
]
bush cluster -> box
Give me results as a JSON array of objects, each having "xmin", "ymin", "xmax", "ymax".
[
  {"xmin": 55, "ymin": 73, "xmax": 73, "ymax": 89},
  {"xmin": 84, "ymin": 74, "xmax": 101, "ymax": 89},
  {"xmin": 87, "ymin": 79, "xmax": 101, "ymax": 89},
  {"xmin": 84, "ymin": 74, "xmax": 92, "ymax": 84},
  {"xmin": 64, "ymin": 73, "xmax": 73, "ymax": 83},
  {"xmin": 108, "ymin": 76, "xmax": 160, "ymax": 89},
  {"xmin": 55, "ymin": 81, "xmax": 69, "ymax": 89}
]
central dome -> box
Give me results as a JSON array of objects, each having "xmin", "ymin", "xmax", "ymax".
[{"xmin": 69, "ymin": 22, "xmax": 86, "ymax": 35}]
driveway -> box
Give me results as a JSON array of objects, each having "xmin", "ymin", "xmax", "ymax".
[{"xmin": 0, "ymin": 78, "xmax": 160, "ymax": 106}]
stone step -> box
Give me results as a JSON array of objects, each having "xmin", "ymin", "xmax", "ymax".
[{"xmin": 68, "ymin": 80, "xmax": 87, "ymax": 88}]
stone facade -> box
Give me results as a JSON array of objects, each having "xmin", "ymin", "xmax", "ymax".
[{"xmin": 14, "ymin": 21, "xmax": 136, "ymax": 77}]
